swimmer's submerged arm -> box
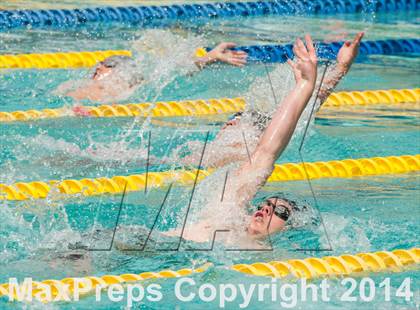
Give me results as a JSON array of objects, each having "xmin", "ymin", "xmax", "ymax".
[{"xmin": 233, "ymin": 35, "xmax": 318, "ymax": 200}]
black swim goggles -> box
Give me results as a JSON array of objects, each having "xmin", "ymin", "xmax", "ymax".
[
  {"xmin": 257, "ymin": 199, "xmax": 291, "ymax": 221},
  {"xmin": 228, "ymin": 111, "xmax": 243, "ymax": 121},
  {"xmin": 98, "ymin": 61, "xmax": 117, "ymax": 69}
]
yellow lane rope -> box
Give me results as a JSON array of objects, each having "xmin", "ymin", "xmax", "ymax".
[
  {"xmin": 0, "ymin": 264, "xmax": 211, "ymax": 302},
  {"xmin": 0, "ymin": 48, "xmax": 207, "ymax": 69},
  {"xmin": 0, "ymin": 48, "xmax": 204, "ymax": 69},
  {"xmin": 1, "ymin": 88, "xmax": 419, "ymax": 123},
  {"xmin": 0, "ymin": 98, "xmax": 246, "ymax": 122},
  {"xmin": 0, "ymin": 50, "xmax": 132, "ymax": 69},
  {"xmin": 0, "ymin": 248, "xmax": 418, "ymax": 302},
  {"xmin": 1, "ymin": 154, "xmax": 418, "ymax": 201},
  {"xmin": 231, "ymin": 248, "xmax": 419, "ymax": 279},
  {"xmin": 323, "ymin": 88, "xmax": 420, "ymax": 107}
]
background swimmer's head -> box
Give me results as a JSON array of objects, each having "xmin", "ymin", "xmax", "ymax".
[
  {"xmin": 247, "ymin": 194, "xmax": 315, "ymax": 238},
  {"xmin": 92, "ymin": 55, "xmax": 144, "ymax": 87},
  {"xmin": 222, "ymin": 110, "xmax": 272, "ymax": 134}
]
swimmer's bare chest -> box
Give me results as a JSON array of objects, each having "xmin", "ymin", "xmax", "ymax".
[{"xmin": 163, "ymin": 220, "xmax": 218, "ymax": 243}]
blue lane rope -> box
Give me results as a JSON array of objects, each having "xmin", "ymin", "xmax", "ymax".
[
  {"xmin": 0, "ymin": 0, "xmax": 418, "ymax": 30},
  {"xmin": 207, "ymin": 38, "xmax": 420, "ymax": 63},
  {"xmin": 0, "ymin": 38, "xmax": 417, "ymax": 69}
]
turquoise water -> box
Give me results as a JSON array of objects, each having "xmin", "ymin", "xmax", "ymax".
[{"xmin": 0, "ymin": 7, "xmax": 419, "ymax": 310}]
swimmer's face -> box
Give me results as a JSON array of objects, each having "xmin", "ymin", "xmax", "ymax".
[
  {"xmin": 247, "ymin": 198, "xmax": 292, "ymax": 237},
  {"xmin": 221, "ymin": 112, "xmax": 243, "ymax": 130},
  {"xmin": 221, "ymin": 118, "xmax": 240, "ymax": 130},
  {"xmin": 92, "ymin": 62, "xmax": 114, "ymax": 80}
]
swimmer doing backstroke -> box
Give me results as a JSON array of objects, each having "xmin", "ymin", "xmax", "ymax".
[
  {"xmin": 57, "ymin": 42, "xmax": 248, "ymax": 103},
  {"xmin": 62, "ymin": 32, "xmax": 363, "ymax": 249},
  {"xmin": 164, "ymin": 32, "xmax": 364, "ymax": 245}
]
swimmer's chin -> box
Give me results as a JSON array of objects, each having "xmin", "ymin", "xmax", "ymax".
[{"xmin": 246, "ymin": 226, "xmax": 268, "ymax": 240}]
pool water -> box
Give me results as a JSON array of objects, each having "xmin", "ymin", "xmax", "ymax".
[{"xmin": 0, "ymin": 3, "xmax": 419, "ymax": 309}]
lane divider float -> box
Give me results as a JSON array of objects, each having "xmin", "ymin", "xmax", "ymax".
[
  {"xmin": 232, "ymin": 247, "xmax": 419, "ymax": 279},
  {"xmin": 198, "ymin": 38, "xmax": 420, "ymax": 63},
  {"xmin": 0, "ymin": 98, "xmax": 246, "ymax": 122},
  {"xmin": 323, "ymin": 88, "xmax": 420, "ymax": 107},
  {"xmin": 0, "ymin": 248, "xmax": 418, "ymax": 302},
  {"xmin": 0, "ymin": 50, "xmax": 131, "ymax": 69},
  {"xmin": 1, "ymin": 154, "xmax": 418, "ymax": 201},
  {"xmin": 0, "ymin": 264, "xmax": 211, "ymax": 302},
  {"xmin": 2, "ymin": 38, "xmax": 419, "ymax": 69},
  {"xmin": 1, "ymin": 88, "xmax": 419, "ymax": 123}
]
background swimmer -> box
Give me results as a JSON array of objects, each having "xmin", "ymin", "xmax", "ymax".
[
  {"xmin": 65, "ymin": 55, "xmax": 144, "ymax": 102},
  {"xmin": 56, "ymin": 42, "xmax": 248, "ymax": 104},
  {"xmin": 177, "ymin": 32, "xmax": 364, "ymax": 169}
]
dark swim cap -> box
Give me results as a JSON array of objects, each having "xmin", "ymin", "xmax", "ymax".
[
  {"xmin": 252, "ymin": 192, "xmax": 319, "ymax": 228},
  {"xmin": 230, "ymin": 109, "xmax": 272, "ymax": 132},
  {"xmin": 100, "ymin": 55, "xmax": 134, "ymax": 68}
]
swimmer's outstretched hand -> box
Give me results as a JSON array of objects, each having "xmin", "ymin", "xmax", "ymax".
[
  {"xmin": 206, "ymin": 42, "xmax": 248, "ymax": 67},
  {"xmin": 287, "ymin": 34, "xmax": 318, "ymax": 85},
  {"xmin": 336, "ymin": 32, "xmax": 364, "ymax": 72},
  {"xmin": 314, "ymin": 32, "xmax": 363, "ymax": 106}
]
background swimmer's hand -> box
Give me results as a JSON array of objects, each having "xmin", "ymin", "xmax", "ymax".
[
  {"xmin": 287, "ymin": 35, "xmax": 318, "ymax": 85},
  {"xmin": 336, "ymin": 32, "xmax": 364, "ymax": 72},
  {"xmin": 207, "ymin": 42, "xmax": 248, "ymax": 67}
]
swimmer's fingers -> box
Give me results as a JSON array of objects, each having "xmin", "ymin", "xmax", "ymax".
[
  {"xmin": 228, "ymin": 57, "xmax": 247, "ymax": 66},
  {"xmin": 287, "ymin": 59, "xmax": 297, "ymax": 70},
  {"xmin": 287, "ymin": 59, "xmax": 301, "ymax": 81},
  {"xmin": 336, "ymin": 31, "xmax": 364, "ymax": 66},
  {"xmin": 287, "ymin": 59, "xmax": 300, "ymax": 79},
  {"xmin": 229, "ymin": 54, "xmax": 248, "ymax": 62},
  {"xmin": 298, "ymin": 39, "xmax": 311, "ymax": 60},
  {"xmin": 232, "ymin": 54, "xmax": 248, "ymax": 62},
  {"xmin": 218, "ymin": 42, "xmax": 237, "ymax": 50},
  {"xmin": 304, "ymin": 34, "xmax": 317, "ymax": 62},
  {"xmin": 343, "ymin": 32, "xmax": 364, "ymax": 49},
  {"xmin": 292, "ymin": 41, "xmax": 301, "ymax": 61},
  {"xmin": 231, "ymin": 50, "xmax": 248, "ymax": 57},
  {"xmin": 234, "ymin": 58, "xmax": 247, "ymax": 66},
  {"xmin": 352, "ymin": 32, "xmax": 364, "ymax": 47},
  {"xmin": 226, "ymin": 49, "xmax": 247, "ymax": 60},
  {"xmin": 293, "ymin": 38, "xmax": 309, "ymax": 61},
  {"xmin": 233, "ymin": 50, "xmax": 247, "ymax": 55},
  {"xmin": 226, "ymin": 52, "xmax": 248, "ymax": 66}
]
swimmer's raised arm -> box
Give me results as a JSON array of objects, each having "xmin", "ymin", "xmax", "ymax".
[
  {"xmin": 250, "ymin": 35, "xmax": 317, "ymax": 167},
  {"xmin": 232, "ymin": 35, "xmax": 317, "ymax": 204},
  {"xmin": 318, "ymin": 32, "xmax": 364, "ymax": 104},
  {"xmin": 194, "ymin": 42, "xmax": 248, "ymax": 69}
]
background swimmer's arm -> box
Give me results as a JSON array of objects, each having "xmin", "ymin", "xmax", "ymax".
[
  {"xmin": 194, "ymin": 42, "xmax": 248, "ymax": 69},
  {"xmin": 66, "ymin": 87, "xmax": 92, "ymax": 100},
  {"xmin": 233, "ymin": 35, "xmax": 317, "ymax": 202},
  {"xmin": 53, "ymin": 80, "xmax": 75, "ymax": 95},
  {"xmin": 318, "ymin": 32, "xmax": 364, "ymax": 104},
  {"xmin": 66, "ymin": 83, "xmax": 115, "ymax": 102}
]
